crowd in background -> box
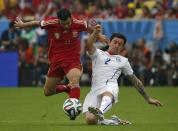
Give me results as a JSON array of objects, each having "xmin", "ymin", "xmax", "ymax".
[
  {"xmin": 0, "ymin": 0, "xmax": 178, "ymax": 20},
  {"xmin": 0, "ymin": 0, "xmax": 178, "ymax": 86}
]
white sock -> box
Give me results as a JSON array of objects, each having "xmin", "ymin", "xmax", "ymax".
[
  {"xmin": 98, "ymin": 119, "xmax": 118, "ymax": 125},
  {"xmin": 99, "ymin": 96, "xmax": 112, "ymax": 114}
]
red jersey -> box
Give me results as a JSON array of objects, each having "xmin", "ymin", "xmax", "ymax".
[{"xmin": 40, "ymin": 17, "xmax": 87, "ymax": 63}]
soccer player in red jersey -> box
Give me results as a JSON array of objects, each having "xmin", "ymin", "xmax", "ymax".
[{"xmin": 14, "ymin": 8, "xmax": 108, "ymax": 103}]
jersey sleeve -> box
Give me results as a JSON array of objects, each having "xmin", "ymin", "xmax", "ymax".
[
  {"xmin": 73, "ymin": 18, "xmax": 88, "ymax": 32},
  {"xmin": 39, "ymin": 17, "xmax": 58, "ymax": 30},
  {"xmin": 122, "ymin": 59, "xmax": 134, "ymax": 76},
  {"xmin": 80, "ymin": 20, "xmax": 88, "ymax": 31}
]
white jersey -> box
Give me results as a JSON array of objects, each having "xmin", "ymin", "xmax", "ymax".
[
  {"xmin": 82, "ymin": 49, "xmax": 134, "ymax": 113},
  {"xmin": 90, "ymin": 49, "xmax": 133, "ymax": 90}
]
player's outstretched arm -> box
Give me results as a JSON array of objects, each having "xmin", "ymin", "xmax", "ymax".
[
  {"xmin": 14, "ymin": 17, "xmax": 40, "ymax": 29},
  {"xmin": 86, "ymin": 25, "xmax": 102, "ymax": 55},
  {"xmin": 87, "ymin": 19, "xmax": 109, "ymax": 45},
  {"xmin": 127, "ymin": 74, "xmax": 163, "ymax": 107}
]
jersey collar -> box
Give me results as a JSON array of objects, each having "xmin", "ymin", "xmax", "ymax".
[{"xmin": 107, "ymin": 51, "xmax": 117, "ymax": 55}]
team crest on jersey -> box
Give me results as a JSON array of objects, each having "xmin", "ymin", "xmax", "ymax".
[
  {"xmin": 72, "ymin": 31, "xmax": 78, "ymax": 38},
  {"xmin": 116, "ymin": 57, "xmax": 121, "ymax": 62},
  {"xmin": 54, "ymin": 33, "xmax": 60, "ymax": 39}
]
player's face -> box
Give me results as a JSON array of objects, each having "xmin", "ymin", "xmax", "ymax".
[
  {"xmin": 110, "ymin": 37, "xmax": 124, "ymax": 53},
  {"xmin": 59, "ymin": 17, "xmax": 72, "ymax": 30}
]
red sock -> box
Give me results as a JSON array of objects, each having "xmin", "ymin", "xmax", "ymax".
[
  {"xmin": 55, "ymin": 85, "xmax": 70, "ymax": 94},
  {"xmin": 69, "ymin": 87, "xmax": 80, "ymax": 99}
]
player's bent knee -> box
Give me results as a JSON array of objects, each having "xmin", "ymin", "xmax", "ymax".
[
  {"xmin": 44, "ymin": 89, "xmax": 54, "ymax": 96},
  {"xmin": 86, "ymin": 118, "xmax": 97, "ymax": 125},
  {"xmin": 85, "ymin": 112, "xmax": 97, "ymax": 125},
  {"xmin": 44, "ymin": 91, "xmax": 51, "ymax": 96}
]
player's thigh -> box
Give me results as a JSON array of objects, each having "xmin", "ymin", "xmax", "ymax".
[
  {"xmin": 45, "ymin": 62, "xmax": 65, "ymax": 90},
  {"xmin": 66, "ymin": 68, "xmax": 82, "ymax": 84},
  {"xmin": 44, "ymin": 77, "xmax": 61, "ymax": 92},
  {"xmin": 100, "ymin": 83, "xmax": 119, "ymax": 103}
]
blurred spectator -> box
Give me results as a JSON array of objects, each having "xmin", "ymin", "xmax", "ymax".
[
  {"xmin": 32, "ymin": 0, "xmax": 55, "ymax": 20},
  {"xmin": 153, "ymin": 1, "xmax": 166, "ymax": 19},
  {"xmin": 1, "ymin": 0, "xmax": 21, "ymax": 20},
  {"xmin": 0, "ymin": 11, "xmax": 7, "ymax": 21},
  {"xmin": 141, "ymin": 5, "xmax": 152, "ymax": 19},
  {"xmin": 35, "ymin": 27, "xmax": 47, "ymax": 45},
  {"xmin": 136, "ymin": 38, "xmax": 152, "ymax": 85},
  {"xmin": 0, "ymin": 0, "xmax": 5, "ymax": 11},
  {"xmin": 20, "ymin": 27, "xmax": 37, "ymax": 46},
  {"xmin": 34, "ymin": 44, "xmax": 48, "ymax": 86},
  {"xmin": 126, "ymin": 8, "xmax": 136, "ymax": 19},
  {"xmin": 114, "ymin": 1, "xmax": 128, "ymax": 19},
  {"xmin": 153, "ymin": 50, "xmax": 167, "ymax": 85},
  {"xmin": 96, "ymin": 0, "xmax": 112, "ymax": 11},
  {"xmin": 153, "ymin": 19, "xmax": 164, "ymax": 57},
  {"xmin": 1, "ymin": 22, "xmax": 20, "ymax": 51},
  {"xmin": 18, "ymin": 38, "xmax": 36, "ymax": 86},
  {"xmin": 166, "ymin": 42, "xmax": 178, "ymax": 85},
  {"xmin": 20, "ymin": 0, "xmax": 35, "ymax": 21}
]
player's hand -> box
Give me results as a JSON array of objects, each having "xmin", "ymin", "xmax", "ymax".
[
  {"xmin": 93, "ymin": 25, "xmax": 110, "ymax": 44},
  {"xmin": 93, "ymin": 24, "xmax": 102, "ymax": 34},
  {"xmin": 147, "ymin": 97, "xmax": 163, "ymax": 106},
  {"xmin": 14, "ymin": 17, "xmax": 24, "ymax": 28}
]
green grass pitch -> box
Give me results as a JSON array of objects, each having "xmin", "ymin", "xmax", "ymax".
[{"xmin": 0, "ymin": 87, "xmax": 178, "ymax": 131}]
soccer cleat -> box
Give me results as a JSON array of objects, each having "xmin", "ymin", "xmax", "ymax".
[
  {"xmin": 98, "ymin": 119, "xmax": 119, "ymax": 125},
  {"xmin": 88, "ymin": 107, "xmax": 104, "ymax": 121},
  {"xmin": 111, "ymin": 115, "xmax": 132, "ymax": 125}
]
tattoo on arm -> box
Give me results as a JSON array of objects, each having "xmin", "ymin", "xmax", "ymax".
[{"xmin": 127, "ymin": 74, "xmax": 149, "ymax": 101}]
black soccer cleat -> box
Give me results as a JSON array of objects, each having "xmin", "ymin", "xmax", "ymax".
[{"xmin": 88, "ymin": 107, "xmax": 104, "ymax": 121}]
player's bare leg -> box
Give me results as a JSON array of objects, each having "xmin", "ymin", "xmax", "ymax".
[
  {"xmin": 66, "ymin": 68, "xmax": 82, "ymax": 99},
  {"xmin": 44, "ymin": 77, "xmax": 61, "ymax": 96}
]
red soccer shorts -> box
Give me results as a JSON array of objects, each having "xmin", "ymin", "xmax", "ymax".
[{"xmin": 47, "ymin": 60, "xmax": 82, "ymax": 79}]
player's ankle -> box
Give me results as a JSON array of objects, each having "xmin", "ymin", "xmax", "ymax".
[{"xmin": 69, "ymin": 87, "xmax": 80, "ymax": 99}]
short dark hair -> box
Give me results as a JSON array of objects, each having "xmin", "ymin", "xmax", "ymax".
[
  {"xmin": 57, "ymin": 8, "xmax": 71, "ymax": 21},
  {"xmin": 110, "ymin": 33, "xmax": 127, "ymax": 45}
]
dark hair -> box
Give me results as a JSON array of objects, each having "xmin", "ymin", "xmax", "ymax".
[
  {"xmin": 110, "ymin": 33, "xmax": 127, "ymax": 45},
  {"xmin": 57, "ymin": 8, "xmax": 71, "ymax": 21}
]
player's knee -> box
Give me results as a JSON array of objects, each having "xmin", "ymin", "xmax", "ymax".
[
  {"xmin": 86, "ymin": 119, "xmax": 97, "ymax": 125},
  {"xmin": 85, "ymin": 117, "xmax": 97, "ymax": 125},
  {"xmin": 44, "ymin": 90, "xmax": 52, "ymax": 96},
  {"xmin": 69, "ymin": 79, "xmax": 80, "ymax": 85},
  {"xmin": 44, "ymin": 88, "xmax": 54, "ymax": 96},
  {"xmin": 68, "ymin": 75, "xmax": 81, "ymax": 85},
  {"xmin": 85, "ymin": 113, "xmax": 97, "ymax": 125}
]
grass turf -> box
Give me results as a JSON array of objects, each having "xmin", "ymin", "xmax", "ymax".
[{"xmin": 0, "ymin": 87, "xmax": 178, "ymax": 131}]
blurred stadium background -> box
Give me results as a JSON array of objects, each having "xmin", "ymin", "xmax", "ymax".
[
  {"xmin": 0, "ymin": 0, "xmax": 178, "ymax": 87},
  {"xmin": 0, "ymin": 0, "xmax": 178, "ymax": 131}
]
